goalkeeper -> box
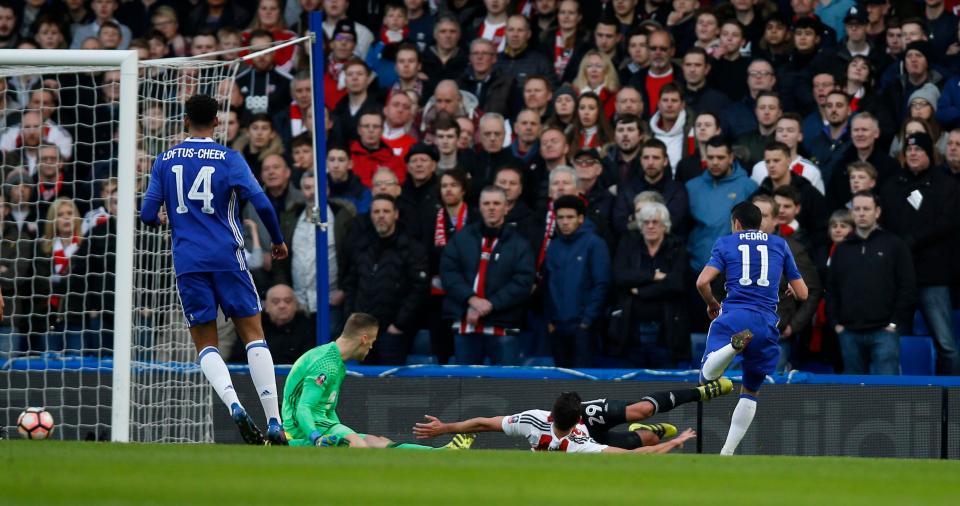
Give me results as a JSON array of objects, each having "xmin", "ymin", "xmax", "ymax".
[{"xmin": 283, "ymin": 312, "xmax": 473, "ymax": 449}]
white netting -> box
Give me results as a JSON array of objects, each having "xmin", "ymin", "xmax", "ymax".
[{"xmin": 0, "ymin": 54, "xmax": 239, "ymax": 442}]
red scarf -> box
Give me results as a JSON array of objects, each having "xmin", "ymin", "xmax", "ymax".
[
  {"xmin": 328, "ymin": 55, "xmax": 347, "ymax": 89},
  {"xmin": 431, "ymin": 204, "xmax": 467, "ymax": 295},
  {"xmin": 50, "ymin": 235, "xmax": 80, "ymax": 310},
  {"xmin": 554, "ymin": 30, "xmax": 574, "ymax": 79},
  {"xmin": 380, "ymin": 25, "xmax": 409, "ymax": 45},
  {"xmin": 39, "ymin": 173, "xmax": 64, "ymax": 202},
  {"xmin": 457, "ymin": 236, "xmax": 506, "ymax": 336},
  {"xmin": 686, "ymin": 132, "xmax": 697, "ymax": 156},
  {"xmin": 779, "ymin": 223, "xmax": 796, "ymax": 236},
  {"xmin": 791, "ymin": 161, "xmax": 804, "ymax": 176},
  {"xmin": 536, "ymin": 200, "xmax": 556, "ymax": 274},
  {"xmin": 289, "ymin": 102, "xmax": 305, "ymax": 137},
  {"xmin": 810, "ymin": 242, "xmax": 840, "ymax": 353}
]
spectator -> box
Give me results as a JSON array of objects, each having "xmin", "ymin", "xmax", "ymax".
[
  {"xmin": 0, "ymin": 111, "xmax": 73, "ymax": 177},
  {"xmin": 440, "ymin": 186, "xmax": 535, "ymax": 365},
  {"xmin": 231, "ymin": 113, "xmax": 283, "ymax": 183},
  {"xmin": 323, "ymin": 19, "xmax": 359, "ymax": 111},
  {"xmin": 753, "ymin": 142, "xmax": 828, "ymax": 251},
  {"xmin": 628, "ymin": 29, "xmax": 680, "ymax": 117},
  {"xmin": 389, "ymin": 44, "xmax": 432, "ymax": 106},
  {"xmin": 0, "ymin": 78, "xmax": 21, "ymax": 132},
  {"xmin": 418, "ymin": 80, "xmax": 481, "ymax": 140},
  {"xmin": 879, "ymin": 132, "xmax": 960, "ymax": 375},
  {"xmin": 188, "ymin": 0, "xmax": 252, "ymax": 36},
  {"xmin": 3, "ymin": 170, "xmax": 39, "ymax": 237},
  {"xmin": 427, "ymin": 169, "xmax": 476, "ymax": 364},
  {"xmin": 258, "ymin": 154, "xmax": 306, "ymax": 289},
  {"xmin": 33, "ymin": 145, "xmax": 76, "ymax": 220},
  {"xmin": 751, "ymin": 194, "xmax": 822, "ymax": 373},
  {"xmin": 827, "ymin": 191, "xmax": 916, "ymax": 375},
  {"xmin": 151, "ymin": 6, "xmax": 188, "ymax": 58},
  {"xmin": 734, "ymin": 90, "xmax": 781, "ymax": 168},
  {"xmin": 543, "ymin": 195, "xmax": 610, "ymax": 368},
  {"xmin": 381, "ymin": 90, "xmax": 419, "ymax": 160},
  {"xmin": 421, "ymin": 15, "xmax": 469, "ymax": 91},
  {"xmin": 460, "ymin": 38, "xmax": 516, "ymax": 116},
  {"xmin": 189, "ymin": 30, "xmax": 218, "ymax": 57},
  {"xmin": 291, "ymin": 173, "xmax": 337, "ymax": 319},
  {"xmin": 495, "ymin": 166, "xmax": 535, "ymax": 235},
  {"xmin": 405, "ymin": 0, "xmax": 434, "ymax": 51},
  {"xmin": 327, "ymin": 145, "xmax": 371, "ymax": 214},
  {"xmin": 675, "ymin": 110, "xmax": 721, "ymax": 184},
  {"xmin": 722, "ymin": 59, "xmax": 778, "ymax": 139},
  {"xmin": 273, "ymin": 71, "xmax": 312, "ymax": 147},
  {"xmin": 649, "ymin": 82, "xmax": 691, "ymax": 170},
  {"xmin": 618, "ymin": 28, "xmax": 649, "ymax": 88},
  {"xmin": 546, "ymin": 83, "xmax": 576, "ymax": 132},
  {"xmin": 828, "ymin": 111, "xmax": 899, "ymax": 211},
  {"xmin": 321, "ymin": 0, "xmax": 374, "ymax": 59},
  {"xmin": 614, "ymin": 85, "xmax": 645, "ymax": 123},
  {"xmin": 288, "ymin": 134, "xmax": 314, "ymax": 188},
  {"xmin": 686, "ymin": 136, "xmax": 757, "ymax": 272},
  {"xmin": 258, "ymin": 284, "xmax": 316, "ymax": 365},
  {"xmin": 752, "ymin": 113, "xmax": 824, "ymax": 194},
  {"xmin": 471, "ymin": 113, "xmax": 521, "ymax": 191},
  {"xmin": 344, "ymin": 194, "xmax": 428, "ymax": 365},
  {"xmin": 471, "ymin": 0, "xmax": 510, "ymax": 51},
  {"xmin": 610, "ymin": 201, "xmax": 689, "ymax": 368},
  {"xmin": 573, "ymin": 148, "xmax": 615, "ymax": 245},
  {"xmin": 236, "ymin": 30, "xmax": 293, "ymax": 116},
  {"xmin": 709, "ymin": 20, "xmax": 751, "ymax": 102},
  {"xmin": 0, "ymin": 188, "xmax": 34, "ymax": 356},
  {"xmin": 547, "ymin": 0, "xmax": 589, "ymax": 83},
  {"xmin": 0, "ymin": 1, "xmax": 18, "ymax": 49},
  {"xmin": 96, "ymin": 22, "xmax": 122, "ymax": 50},
  {"xmin": 665, "ymin": 0, "xmax": 698, "ymax": 55},
  {"xmin": 71, "ymin": 0, "xmax": 132, "ymax": 50},
  {"xmin": 941, "ymin": 128, "xmax": 960, "ymax": 180},
  {"xmin": 569, "ymin": 92, "xmax": 614, "ymax": 151},
  {"xmin": 681, "ymin": 47, "xmax": 730, "ymax": 117},
  {"xmin": 399, "ymin": 142, "xmax": 440, "ymax": 240},
  {"xmin": 572, "ymin": 50, "xmax": 620, "ymax": 121},
  {"xmin": 602, "ymin": 114, "xmax": 645, "ymax": 188},
  {"xmin": 367, "ymin": 5, "xmax": 411, "ymax": 93},
  {"xmin": 349, "ymin": 109, "xmax": 407, "ymax": 187},
  {"xmin": 838, "ymin": 161, "xmax": 878, "ymax": 209},
  {"xmin": 433, "ymin": 115, "xmax": 478, "ymax": 175},
  {"xmin": 801, "ymin": 71, "xmax": 839, "ymax": 146},
  {"xmin": 497, "ymin": 15, "xmax": 553, "ymax": 95},
  {"xmin": 522, "ymin": 75, "xmax": 554, "ymax": 124},
  {"xmin": 34, "ymin": 198, "xmax": 88, "ymax": 353},
  {"xmin": 613, "ymin": 138, "xmax": 688, "ymax": 235},
  {"xmin": 882, "ymin": 41, "xmax": 944, "ymax": 125},
  {"xmin": 692, "ymin": 8, "xmax": 721, "ymax": 58},
  {"xmin": 511, "ymin": 109, "xmax": 542, "ymax": 167},
  {"xmin": 243, "ymin": 0, "xmax": 299, "ymax": 73}
]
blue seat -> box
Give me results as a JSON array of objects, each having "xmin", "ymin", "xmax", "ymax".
[
  {"xmin": 899, "ymin": 335, "xmax": 935, "ymax": 376},
  {"xmin": 405, "ymin": 354, "xmax": 438, "ymax": 365}
]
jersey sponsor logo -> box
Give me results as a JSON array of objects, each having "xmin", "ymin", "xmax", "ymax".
[
  {"xmin": 509, "ymin": 415, "xmax": 519, "ymax": 424},
  {"xmin": 315, "ymin": 374, "xmax": 326, "ymax": 386},
  {"xmin": 260, "ymin": 389, "xmax": 272, "ymax": 397}
]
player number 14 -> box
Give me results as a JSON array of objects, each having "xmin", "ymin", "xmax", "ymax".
[
  {"xmin": 737, "ymin": 244, "xmax": 770, "ymax": 287},
  {"xmin": 171, "ymin": 164, "xmax": 216, "ymax": 214}
]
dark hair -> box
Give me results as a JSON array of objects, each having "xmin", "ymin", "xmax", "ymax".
[
  {"xmin": 731, "ymin": 201, "xmax": 762, "ymax": 230},
  {"xmin": 755, "ymin": 90, "xmax": 780, "ymax": 104},
  {"xmin": 659, "ymin": 81, "xmax": 684, "ymax": 100},
  {"xmin": 705, "ymin": 135, "xmax": 731, "ymax": 151},
  {"xmin": 494, "ymin": 165, "xmax": 523, "ymax": 182},
  {"xmin": 524, "ymin": 74, "xmax": 553, "ymax": 92},
  {"xmin": 291, "ymin": 132, "xmax": 313, "ymax": 149},
  {"xmin": 342, "ymin": 312, "xmax": 380, "ymax": 338},
  {"xmin": 683, "ymin": 46, "xmax": 709, "ymax": 61},
  {"xmin": 433, "ymin": 114, "xmax": 461, "ymax": 135},
  {"xmin": 641, "ymin": 138, "xmax": 668, "ymax": 158},
  {"xmin": 344, "ymin": 57, "xmax": 370, "ymax": 74},
  {"xmin": 773, "ymin": 185, "xmax": 802, "ymax": 205},
  {"xmin": 851, "ymin": 189, "xmax": 880, "ymax": 207},
  {"xmin": 396, "ymin": 41, "xmax": 420, "ymax": 61},
  {"xmin": 825, "ymin": 89, "xmax": 850, "ymax": 104},
  {"xmin": 779, "ymin": 112, "xmax": 803, "ymax": 126},
  {"xmin": 900, "ymin": 17, "xmax": 928, "ymax": 35},
  {"xmin": 371, "ymin": 192, "xmax": 398, "ymax": 209},
  {"xmin": 551, "ymin": 392, "xmax": 583, "ymax": 431},
  {"xmin": 553, "ymin": 194, "xmax": 586, "ymax": 216},
  {"xmin": 615, "ymin": 113, "xmax": 643, "ymax": 130},
  {"xmin": 763, "ymin": 141, "xmax": 790, "ymax": 157},
  {"xmin": 439, "ymin": 168, "xmax": 469, "ymax": 194},
  {"xmin": 247, "ymin": 28, "xmax": 274, "ymax": 42},
  {"xmin": 185, "ymin": 95, "xmax": 219, "ymax": 127},
  {"xmin": 248, "ymin": 112, "xmax": 274, "ymax": 127}
]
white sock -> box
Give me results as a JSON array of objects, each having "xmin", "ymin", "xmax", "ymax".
[
  {"xmin": 701, "ymin": 344, "xmax": 736, "ymax": 381},
  {"xmin": 246, "ymin": 340, "xmax": 281, "ymax": 424},
  {"xmin": 198, "ymin": 346, "xmax": 240, "ymax": 411},
  {"xmin": 721, "ymin": 395, "xmax": 757, "ymax": 455}
]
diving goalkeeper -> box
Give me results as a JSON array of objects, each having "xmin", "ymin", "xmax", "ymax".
[{"xmin": 283, "ymin": 312, "xmax": 473, "ymax": 449}]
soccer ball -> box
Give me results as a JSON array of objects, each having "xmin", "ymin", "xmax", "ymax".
[{"xmin": 17, "ymin": 407, "xmax": 55, "ymax": 440}]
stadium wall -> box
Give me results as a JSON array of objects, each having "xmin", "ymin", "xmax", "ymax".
[{"xmin": 2, "ymin": 370, "xmax": 957, "ymax": 459}]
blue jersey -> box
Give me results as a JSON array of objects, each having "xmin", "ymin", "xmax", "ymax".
[
  {"xmin": 706, "ymin": 230, "xmax": 802, "ymax": 317},
  {"xmin": 144, "ymin": 137, "xmax": 263, "ymax": 275}
]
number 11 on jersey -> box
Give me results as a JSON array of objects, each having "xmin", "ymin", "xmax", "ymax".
[{"xmin": 738, "ymin": 244, "xmax": 769, "ymax": 287}]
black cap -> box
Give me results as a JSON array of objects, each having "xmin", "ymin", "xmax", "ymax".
[
  {"xmin": 905, "ymin": 40, "xmax": 933, "ymax": 63},
  {"xmin": 905, "ymin": 131, "xmax": 934, "ymax": 162},
  {"xmin": 405, "ymin": 142, "xmax": 439, "ymax": 162},
  {"xmin": 333, "ymin": 19, "xmax": 357, "ymax": 39},
  {"xmin": 573, "ymin": 148, "xmax": 601, "ymax": 162},
  {"xmin": 843, "ymin": 5, "xmax": 868, "ymax": 25},
  {"xmin": 863, "ymin": 0, "xmax": 886, "ymax": 5}
]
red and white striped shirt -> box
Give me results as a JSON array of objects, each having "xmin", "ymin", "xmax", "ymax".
[{"xmin": 501, "ymin": 410, "xmax": 607, "ymax": 453}]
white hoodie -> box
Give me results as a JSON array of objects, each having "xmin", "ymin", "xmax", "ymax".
[{"xmin": 649, "ymin": 109, "xmax": 687, "ymax": 174}]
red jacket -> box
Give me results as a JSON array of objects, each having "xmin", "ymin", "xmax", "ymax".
[{"xmin": 350, "ymin": 140, "xmax": 407, "ymax": 187}]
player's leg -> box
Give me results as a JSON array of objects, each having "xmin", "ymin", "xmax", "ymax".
[
  {"xmin": 219, "ymin": 270, "xmax": 285, "ymax": 445},
  {"xmin": 700, "ymin": 312, "xmax": 753, "ymax": 384},
  {"xmin": 719, "ymin": 318, "xmax": 776, "ymax": 455},
  {"xmin": 623, "ymin": 379, "xmax": 733, "ymax": 422},
  {"xmin": 179, "ymin": 274, "xmax": 264, "ymax": 445}
]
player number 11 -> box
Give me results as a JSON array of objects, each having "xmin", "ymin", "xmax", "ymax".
[
  {"xmin": 737, "ymin": 244, "xmax": 770, "ymax": 287},
  {"xmin": 171, "ymin": 164, "xmax": 216, "ymax": 214}
]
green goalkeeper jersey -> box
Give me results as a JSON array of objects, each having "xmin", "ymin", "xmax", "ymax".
[{"xmin": 282, "ymin": 342, "xmax": 347, "ymax": 440}]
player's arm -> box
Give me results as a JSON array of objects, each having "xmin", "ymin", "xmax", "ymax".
[
  {"xmin": 601, "ymin": 428, "xmax": 696, "ymax": 454},
  {"xmin": 292, "ymin": 376, "xmax": 345, "ymax": 445},
  {"xmin": 412, "ymin": 415, "xmax": 505, "ymax": 439},
  {"xmin": 140, "ymin": 156, "xmax": 165, "ymax": 225},
  {"xmin": 695, "ymin": 265, "xmax": 722, "ymax": 318},
  {"xmin": 229, "ymin": 151, "xmax": 287, "ymax": 259},
  {"xmin": 782, "ymin": 244, "xmax": 808, "ymax": 301}
]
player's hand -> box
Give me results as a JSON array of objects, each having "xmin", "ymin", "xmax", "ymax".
[
  {"xmin": 413, "ymin": 415, "xmax": 446, "ymax": 439},
  {"xmin": 673, "ymin": 428, "xmax": 696, "ymax": 447},
  {"xmin": 785, "ymin": 284, "xmax": 797, "ymax": 299},
  {"xmin": 706, "ymin": 301, "xmax": 721, "ymax": 320},
  {"xmin": 272, "ymin": 243, "xmax": 289, "ymax": 260},
  {"xmin": 157, "ymin": 207, "xmax": 168, "ymax": 226},
  {"xmin": 781, "ymin": 325, "xmax": 793, "ymax": 338}
]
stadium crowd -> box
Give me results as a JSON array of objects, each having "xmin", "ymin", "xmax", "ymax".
[{"xmin": 1, "ymin": 0, "xmax": 960, "ymax": 375}]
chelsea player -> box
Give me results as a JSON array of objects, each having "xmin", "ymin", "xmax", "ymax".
[
  {"xmin": 141, "ymin": 95, "xmax": 289, "ymax": 445},
  {"xmin": 695, "ymin": 202, "xmax": 808, "ymax": 455}
]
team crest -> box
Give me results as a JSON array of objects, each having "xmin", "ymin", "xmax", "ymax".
[{"xmin": 315, "ymin": 374, "xmax": 326, "ymax": 386}]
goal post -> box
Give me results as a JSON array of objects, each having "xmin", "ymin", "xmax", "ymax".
[{"xmin": 0, "ymin": 49, "xmax": 241, "ymax": 443}]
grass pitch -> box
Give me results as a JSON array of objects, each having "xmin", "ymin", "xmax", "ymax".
[{"xmin": 1, "ymin": 440, "xmax": 957, "ymax": 505}]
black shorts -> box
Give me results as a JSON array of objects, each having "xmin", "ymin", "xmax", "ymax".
[{"xmin": 580, "ymin": 398, "xmax": 643, "ymax": 449}]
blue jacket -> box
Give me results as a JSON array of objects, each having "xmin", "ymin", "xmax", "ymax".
[
  {"xmin": 543, "ymin": 220, "xmax": 611, "ymax": 327},
  {"xmin": 366, "ymin": 41, "xmax": 399, "ymax": 92},
  {"xmin": 685, "ymin": 164, "xmax": 758, "ymax": 271},
  {"xmin": 936, "ymin": 75, "xmax": 960, "ymax": 131}
]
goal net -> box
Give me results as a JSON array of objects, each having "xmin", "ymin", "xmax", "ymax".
[{"xmin": 0, "ymin": 50, "xmax": 239, "ymax": 442}]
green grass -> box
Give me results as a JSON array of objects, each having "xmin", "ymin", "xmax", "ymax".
[{"xmin": 1, "ymin": 441, "xmax": 958, "ymax": 505}]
